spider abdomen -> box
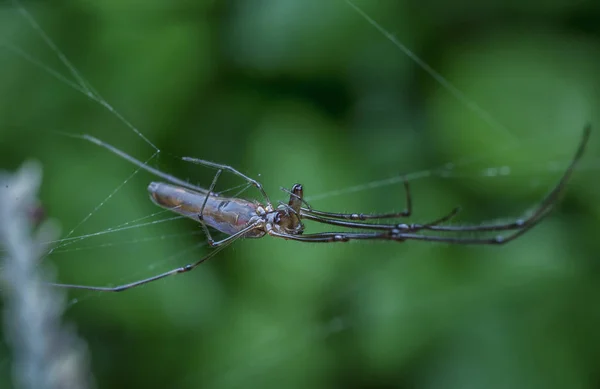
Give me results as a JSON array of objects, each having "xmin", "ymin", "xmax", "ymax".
[{"xmin": 148, "ymin": 182, "xmax": 265, "ymax": 237}]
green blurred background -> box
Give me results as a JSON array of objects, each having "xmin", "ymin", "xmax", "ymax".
[{"xmin": 1, "ymin": 0, "xmax": 600, "ymax": 388}]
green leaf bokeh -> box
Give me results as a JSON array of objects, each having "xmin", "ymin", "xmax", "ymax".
[{"xmin": 1, "ymin": 0, "xmax": 600, "ymax": 388}]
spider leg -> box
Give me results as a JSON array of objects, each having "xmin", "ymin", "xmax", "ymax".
[
  {"xmin": 182, "ymin": 156, "xmax": 271, "ymax": 207},
  {"xmin": 405, "ymin": 124, "xmax": 591, "ymax": 234},
  {"xmin": 300, "ymin": 179, "xmax": 412, "ymax": 220},
  {"xmin": 389, "ymin": 218, "xmax": 553, "ymax": 244},
  {"xmin": 396, "ymin": 206, "xmax": 461, "ymax": 231},
  {"xmin": 81, "ymin": 134, "xmax": 213, "ymax": 195},
  {"xmin": 272, "ymin": 124, "xmax": 590, "ymax": 245},
  {"xmin": 197, "ymin": 169, "xmax": 222, "ymax": 247},
  {"xmin": 48, "ymin": 221, "xmax": 261, "ymax": 292},
  {"xmin": 267, "ymin": 229, "xmax": 369, "ymax": 242},
  {"xmin": 267, "ymin": 207, "xmax": 545, "ymax": 245},
  {"xmin": 300, "ymin": 206, "xmax": 460, "ymax": 231}
]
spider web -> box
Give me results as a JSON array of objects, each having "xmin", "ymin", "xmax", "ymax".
[{"xmin": 0, "ymin": 1, "xmax": 599, "ymax": 388}]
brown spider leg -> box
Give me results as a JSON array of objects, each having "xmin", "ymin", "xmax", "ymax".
[
  {"xmin": 182, "ymin": 156, "xmax": 272, "ymax": 207},
  {"xmin": 300, "ymin": 179, "xmax": 412, "ymax": 220},
  {"xmin": 197, "ymin": 169, "xmax": 222, "ymax": 247},
  {"xmin": 48, "ymin": 220, "xmax": 262, "ymax": 292}
]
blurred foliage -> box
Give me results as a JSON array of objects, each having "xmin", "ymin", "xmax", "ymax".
[{"xmin": 0, "ymin": 0, "xmax": 600, "ymax": 388}]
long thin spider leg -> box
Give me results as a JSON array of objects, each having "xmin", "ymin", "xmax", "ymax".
[
  {"xmin": 402, "ymin": 124, "xmax": 591, "ymax": 233},
  {"xmin": 266, "ymin": 230, "xmax": 438, "ymax": 243},
  {"xmin": 267, "ymin": 210, "xmax": 543, "ymax": 244},
  {"xmin": 206, "ymin": 219, "xmax": 263, "ymax": 247},
  {"xmin": 301, "ymin": 124, "xmax": 589, "ymax": 236},
  {"xmin": 279, "ymin": 125, "xmax": 591, "ymax": 245},
  {"xmin": 398, "ymin": 206, "xmax": 461, "ymax": 231},
  {"xmin": 300, "ymin": 206, "xmax": 460, "ymax": 231},
  {"xmin": 79, "ymin": 134, "xmax": 212, "ymax": 195},
  {"xmin": 48, "ymin": 221, "xmax": 262, "ymax": 292},
  {"xmin": 391, "ymin": 203, "xmax": 556, "ymax": 245},
  {"xmin": 391, "ymin": 216, "xmax": 557, "ymax": 244},
  {"xmin": 47, "ymin": 243, "xmax": 230, "ymax": 292},
  {"xmin": 197, "ymin": 169, "xmax": 223, "ymax": 246},
  {"xmin": 182, "ymin": 156, "xmax": 271, "ymax": 207},
  {"xmin": 300, "ymin": 179, "xmax": 412, "ymax": 220},
  {"xmin": 300, "ymin": 214, "xmax": 394, "ymax": 230},
  {"xmin": 267, "ymin": 229, "xmax": 354, "ymax": 242},
  {"xmin": 272, "ymin": 125, "xmax": 590, "ymax": 244}
]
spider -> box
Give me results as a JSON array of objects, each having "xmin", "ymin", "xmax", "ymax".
[{"xmin": 50, "ymin": 124, "xmax": 591, "ymax": 292}]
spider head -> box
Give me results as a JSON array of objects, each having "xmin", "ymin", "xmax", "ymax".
[
  {"xmin": 269, "ymin": 183, "xmax": 305, "ymax": 235},
  {"xmin": 272, "ymin": 208, "xmax": 304, "ymax": 235}
]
